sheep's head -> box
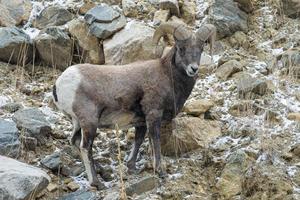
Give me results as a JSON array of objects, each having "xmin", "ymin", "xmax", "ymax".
[{"xmin": 153, "ymin": 22, "xmax": 216, "ymax": 77}]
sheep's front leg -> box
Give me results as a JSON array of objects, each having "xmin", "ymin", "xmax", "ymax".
[
  {"xmin": 146, "ymin": 110, "xmax": 165, "ymax": 177},
  {"xmin": 80, "ymin": 125, "xmax": 105, "ymax": 190},
  {"xmin": 127, "ymin": 125, "xmax": 147, "ymax": 174}
]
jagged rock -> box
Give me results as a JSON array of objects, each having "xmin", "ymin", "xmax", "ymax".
[
  {"xmin": 153, "ymin": 9, "xmax": 170, "ymax": 25},
  {"xmin": 13, "ymin": 108, "xmax": 52, "ymax": 145},
  {"xmin": 0, "ymin": 119, "xmax": 20, "ymax": 157},
  {"xmin": 67, "ymin": 181, "xmax": 80, "ymax": 191},
  {"xmin": 126, "ymin": 176, "xmax": 159, "ymax": 196},
  {"xmin": 59, "ymin": 189, "xmax": 98, "ymax": 200},
  {"xmin": 237, "ymin": 77, "xmax": 268, "ymax": 99},
  {"xmin": 33, "ymin": 6, "xmax": 74, "ymax": 29},
  {"xmin": 216, "ymin": 150, "xmax": 253, "ymax": 199},
  {"xmin": 159, "ymin": 0, "xmax": 180, "ymax": 16},
  {"xmin": 183, "ymin": 99, "xmax": 214, "ymax": 117},
  {"xmin": 0, "ymin": 102, "xmax": 23, "ymax": 113},
  {"xmin": 0, "ymin": 27, "xmax": 33, "ymax": 64},
  {"xmin": 161, "ymin": 117, "xmax": 222, "ymax": 156},
  {"xmin": 242, "ymin": 163, "xmax": 293, "ymax": 199},
  {"xmin": 0, "ymin": 155, "xmax": 50, "ymax": 200},
  {"xmin": 233, "ymin": 0, "xmax": 254, "ymax": 13},
  {"xmin": 84, "ymin": 5, "xmax": 126, "ymax": 39},
  {"xmin": 41, "ymin": 152, "xmax": 61, "ymax": 171},
  {"xmin": 282, "ymin": 0, "xmax": 300, "ymax": 18},
  {"xmin": 35, "ymin": 27, "xmax": 73, "ymax": 70},
  {"xmin": 180, "ymin": 0, "xmax": 196, "ymax": 24},
  {"xmin": 123, "ymin": 0, "xmax": 159, "ymax": 18},
  {"xmin": 287, "ymin": 113, "xmax": 300, "ymax": 122},
  {"xmin": 0, "ymin": 0, "xmax": 32, "ymax": 27},
  {"xmin": 103, "ymin": 21, "xmax": 164, "ymax": 64},
  {"xmin": 209, "ymin": 0, "xmax": 248, "ymax": 38},
  {"xmin": 216, "ymin": 60, "xmax": 243, "ymax": 81},
  {"xmin": 68, "ymin": 18, "xmax": 105, "ymax": 64}
]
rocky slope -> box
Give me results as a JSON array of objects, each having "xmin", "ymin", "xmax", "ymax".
[{"xmin": 0, "ymin": 0, "xmax": 300, "ymax": 199}]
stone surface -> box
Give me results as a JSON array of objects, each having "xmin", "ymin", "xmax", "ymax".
[
  {"xmin": 33, "ymin": 6, "xmax": 74, "ymax": 29},
  {"xmin": 216, "ymin": 150, "xmax": 253, "ymax": 199},
  {"xmin": 35, "ymin": 27, "xmax": 73, "ymax": 70},
  {"xmin": 126, "ymin": 176, "xmax": 159, "ymax": 196},
  {"xmin": 122, "ymin": 0, "xmax": 158, "ymax": 19},
  {"xmin": 282, "ymin": 0, "xmax": 300, "ymax": 18},
  {"xmin": 84, "ymin": 5, "xmax": 126, "ymax": 39},
  {"xmin": 103, "ymin": 21, "xmax": 164, "ymax": 64},
  {"xmin": 67, "ymin": 181, "xmax": 80, "ymax": 191},
  {"xmin": 287, "ymin": 113, "xmax": 300, "ymax": 122},
  {"xmin": 13, "ymin": 108, "xmax": 52, "ymax": 145},
  {"xmin": 59, "ymin": 189, "xmax": 98, "ymax": 200},
  {"xmin": 233, "ymin": 0, "xmax": 254, "ymax": 13},
  {"xmin": 68, "ymin": 18, "xmax": 105, "ymax": 64},
  {"xmin": 216, "ymin": 60, "xmax": 243, "ymax": 81},
  {"xmin": 0, "ymin": 155, "xmax": 50, "ymax": 200},
  {"xmin": 0, "ymin": 27, "xmax": 33, "ymax": 64},
  {"xmin": 159, "ymin": 0, "xmax": 180, "ymax": 16},
  {"xmin": 41, "ymin": 152, "xmax": 61, "ymax": 171},
  {"xmin": 161, "ymin": 117, "xmax": 222, "ymax": 156},
  {"xmin": 278, "ymin": 48, "xmax": 300, "ymax": 79},
  {"xmin": 209, "ymin": 0, "xmax": 248, "ymax": 38},
  {"xmin": 237, "ymin": 77, "xmax": 268, "ymax": 99},
  {"xmin": 180, "ymin": 0, "xmax": 196, "ymax": 24},
  {"xmin": 1, "ymin": 102, "xmax": 23, "ymax": 113},
  {"xmin": 0, "ymin": 119, "xmax": 20, "ymax": 158},
  {"xmin": 183, "ymin": 99, "xmax": 214, "ymax": 116},
  {"xmin": 0, "ymin": 0, "xmax": 32, "ymax": 27}
]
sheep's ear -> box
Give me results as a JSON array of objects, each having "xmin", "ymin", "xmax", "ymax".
[{"xmin": 196, "ymin": 24, "xmax": 216, "ymax": 58}]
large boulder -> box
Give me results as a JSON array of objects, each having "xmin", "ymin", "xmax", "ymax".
[
  {"xmin": 209, "ymin": 0, "xmax": 248, "ymax": 38},
  {"xmin": 0, "ymin": 0, "xmax": 32, "ymax": 27},
  {"xmin": 282, "ymin": 0, "xmax": 300, "ymax": 18},
  {"xmin": 35, "ymin": 27, "xmax": 73, "ymax": 70},
  {"xmin": 0, "ymin": 155, "xmax": 50, "ymax": 200},
  {"xmin": 68, "ymin": 18, "xmax": 105, "ymax": 64},
  {"xmin": 0, "ymin": 119, "xmax": 20, "ymax": 158},
  {"xmin": 33, "ymin": 6, "xmax": 74, "ymax": 29},
  {"xmin": 161, "ymin": 117, "xmax": 222, "ymax": 156},
  {"xmin": 183, "ymin": 99, "xmax": 214, "ymax": 117},
  {"xmin": 13, "ymin": 108, "xmax": 52, "ymax": 145},
  {"xmin": 0, "ymin": 27, "xmax": 33, "ymax": 64},
  {"xmin": 84, "ymin": 5, "xmax": 126, "ymax": 39},
  {"xmin": 103, "ymin": 21, "xmax": 164, "ymax": 64}
]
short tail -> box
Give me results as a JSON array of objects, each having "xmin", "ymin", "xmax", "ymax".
[{"xmin": 53, "ymin": 85, "xmax": 58, "ymax": 102}]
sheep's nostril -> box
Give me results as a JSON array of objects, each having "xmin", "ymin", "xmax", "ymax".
[{"xmin": 191, "ymin": 66, "xmax": 198, "ymax": 72}]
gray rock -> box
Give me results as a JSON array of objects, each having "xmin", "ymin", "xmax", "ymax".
[
  {"xmin": 89, "ymin": 15, "xmax": 126, "ymax": 39},
  {"xmin": 41, "ymin": 152, "xmax": 61, "ymax": 171},
  {"xmin": 33, "ymin": 6, "xmax": 74, "ymax": 29},
  {"xmin": 59, "ymin": 189, "xmax": 98, "ymax": 200},
  {"xmin": 216, "ymin": 60, "xmax": 243, "ymax": 81},
  {"xmin": 0, "ymin": 155, "xmax": 50, "ymax": 200},
  {"xmin": 0, "ymin": 119, "xmax": 20, "ymax": 158},
  {"xmin": 1, "ymin": 102, "xmax": 23, "ymax": 113},
  {"xmin": 126, "ymin": 176, "xmax": 159, "ymax": 196},
  {"xmin": 282, "ymin": 0, "xmax": 300, "ymax": 18},
  {"xmin": 0, "ymin": 27, "xmax": 33, "ymax": 64},
  {"xmin": 13, "ymin": 108, "xmax": 52, "ymax": 145},
  {"xmin": 103, "ymin": 21, "xmax": 164, "ymax": 64},
  {"xmin": 84, "ymin": 5, "xmax": 126, "ymax": 39},
  {"xmin": 237, "ymin": 77, "xmax": 268, "ymax": 99},
  {"xmin": 209, "ymin": 0, "xmax": 248, "ymax": 38},
  {"xmin": 85, "ymin": 5, "xmax": 120, "ymax": 24},
  {"xmin": 35, "ymin": 27, "xmax": 73, "ymax": 70}
]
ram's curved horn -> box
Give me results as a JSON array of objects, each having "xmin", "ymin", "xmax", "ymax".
[
  {"xmin": 153, "ymin": 22, "xmax": 192, "ymax": 46},
  {"xmin": 196, "ymin": 24, "xmax": 216, "ymax": 58}
]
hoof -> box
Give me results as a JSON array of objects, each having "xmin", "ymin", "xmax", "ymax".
[{"xmin": 91, "ymin": 180, "xmax": 106, "ymax": 190}]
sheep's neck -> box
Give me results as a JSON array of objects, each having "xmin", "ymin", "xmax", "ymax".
[{"xmin": 161, "ymin": 49, "xmax": 197, "ymax": 118}]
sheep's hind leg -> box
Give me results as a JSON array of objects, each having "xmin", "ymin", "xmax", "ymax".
[
  {"xmin": 80, "ymin": 123, "xmax": 105, "ymax": 190},
  {"xmin": 127, "ymin": 125, "xmax": 147, "ymax": 174},
  {"xmin": 70, "ymin": 118, "xmax": 81, "ymax": 148}
]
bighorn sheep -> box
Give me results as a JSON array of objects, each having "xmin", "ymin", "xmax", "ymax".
[{"xmin": 52, "ymin": 22, "xmax": 216, "ymax": 189}]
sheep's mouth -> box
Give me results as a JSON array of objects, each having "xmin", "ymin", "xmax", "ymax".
[{"xmin": 186, "ymin": 69, "xmax": 198, "ymax": 77}]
